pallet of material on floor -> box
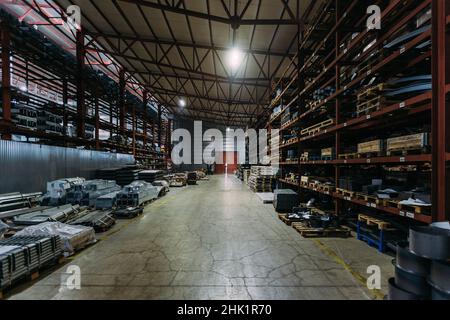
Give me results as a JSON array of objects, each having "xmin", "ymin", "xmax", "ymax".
[
  {"xmin": 138, "ymin": 170, "xmax": 164, "ymax": 183},
  {"xmin": 248, "ymin": 166, "xmax": 275, "ymax": 193},
  {"xmin": 0, "ymin": 236, "xmax": 63, "ymax": 293},
  {"xmin": 13, "ymin": 222, "xmax": 96, "ymax": 256},
  {"xmin": 255, "ymin": 193, "xmax": 274, "ymax": 204},
  {"xmin": 69, "ymin": 210, "xmax": 116, "ymax": 233}
]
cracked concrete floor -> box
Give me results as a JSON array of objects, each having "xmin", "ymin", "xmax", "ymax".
[{"xmin": 9, "ymin": 175, "xmax": 394, "ymax": 300}]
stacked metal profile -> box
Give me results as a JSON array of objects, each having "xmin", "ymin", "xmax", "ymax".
[
  {"xmin": 13, "ymin": 204, "xmax": 83, "ymax": 226},
  {"xmin": 0, "ymin": 236, "xmax": 62, "ymax": 290},
  {"xmin": 116, "ymin": 181, "xmax": 160, "ymax": 207},
  {"xmin": 67, "ymin": 180, "xmax": 121, "ymax": 206},
  {"xmin": 116, "ymin": 166, "xmax": 141, "ymax": 186},
  {"xmin": 41, "ymin": 177, "xmax": 85, "ymax": 206},
  {"xmin": 0, "ymin": 192, "xmax": 42, "ymax": 213},
  {"xmin": 95, "ymin": 191, "xmax": 120, "ymax": 209},
  {"xmin": 70, "ymin": 210, "xmax": 115, "ymax": 233}
]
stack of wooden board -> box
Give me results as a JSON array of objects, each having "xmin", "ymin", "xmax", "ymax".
[{"xmin": 247, "ymin": 166, "xmax": 275, "ymax": 193}]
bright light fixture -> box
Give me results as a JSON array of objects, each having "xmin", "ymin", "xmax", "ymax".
[
  {"xmin": 227, "ymin": 48, "xmax": 244, "ymax": 72},
  {"xmin": 178, "ymin": 99, "xmax": 186, "ymax": 108}
]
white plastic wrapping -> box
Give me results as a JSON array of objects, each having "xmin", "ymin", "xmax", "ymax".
[
  {"xmin": 0, "ymin": 220, "xmax": 8, "ymax": 238},
  {"xmin": 14, "ymin": 222, "xmax": 96, "ymax": 256}
]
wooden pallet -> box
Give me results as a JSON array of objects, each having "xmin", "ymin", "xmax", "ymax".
[
  {"xmin": 386, "ymin": 146, "xmax": 429, "ymax": 157},
  {"xmin": 301, "ymin": 119, "xmax": 334, "ymax": 136},
  {"xmin": 383, "ymin": 199, "xmax": 400, "ymax": 210},
  {"xmin": 398, "ymin": 203, "xmax": 431, "ymax": 215},
  {"xmin": 278, "ymin": 214, "xmax": 302, "ymax": 226},
  {"xmin": 338, "ymin": 153, "xmax": 357, "ymax": 160},
  {"xmin": 355, "ymin": 193, "xmax": 377, "ymax": 203},
  {"xmin": 292, "ymin": 222, "xmax": 351, "ymax": 238},
  {"xmin": 358, "ymin": 214, "xmax": 390, "ymax": 230},
  {"xmin": 357, "ymin": 83, "xmax": 390, "ymax": 102},
  {"xmin": 357, "ymin": 151, "xmax": 385, "ymax": 159}
]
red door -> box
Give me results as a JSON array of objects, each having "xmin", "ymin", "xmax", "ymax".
[{"xmin": 215, "ymin": 152, "xmax": 238, "ymax": 174}]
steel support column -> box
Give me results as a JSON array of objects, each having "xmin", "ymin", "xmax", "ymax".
[
  {"xmin": 431, "ymin": 0, "xmax": 448, "ymax": 221},
  {"xmin": 95, "ymin": 96, "xmax": 100, "ymax": 150},
  {"xmin": 132, "ymin": 106, "xmax": 136, "ymax": 156},
  {"xmin": 1, "ymin": 22, "xmax": 11, "ymax": 140},
  {"xmin": 167, "ymin": 119, "xmax": 172, "ymax": 159},
  {"xmin": 143, "ymin": 90, "xmax": 148, "ymax": 147},
  {"xmin": 62, "ymin": 78, "xmax": 68, "ymax": 140},
  {"xmin": 157, "ymin": 104, "xmax": 162, "ymax": 146},
  {"xmin": 335, "ymin": 0, "xmax": 342, "ymax": 216},
  {"xmin": 76, "ymin": 29, "xmax": 86, "ymax": 139},
  {"xmin": 119, "ymin": 69, "xmax": 126, "ymax": 133}
]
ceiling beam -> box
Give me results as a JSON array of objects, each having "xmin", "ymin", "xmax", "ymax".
[{"xmin": 117, "ymin": 0, "xmax": 302, "ymax": 25}]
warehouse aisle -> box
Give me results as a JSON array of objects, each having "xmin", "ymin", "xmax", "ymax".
[{"xmin": 10, "ymin": 175, "xmax": 393, "ymax": 300}]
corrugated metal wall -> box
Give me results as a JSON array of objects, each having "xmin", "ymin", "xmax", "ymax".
[{"xmin": 0, "ymin": 140, "xmax": 134, "ymax": 194}]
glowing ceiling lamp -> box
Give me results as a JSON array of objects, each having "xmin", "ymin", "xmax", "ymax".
[{"xmin": 227, "ymin": 48, "xmax": 244, "ymax": 72}]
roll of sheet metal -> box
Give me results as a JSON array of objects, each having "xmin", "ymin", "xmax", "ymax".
[
  {"xmin": 409, "ymin": 226, "xmax": 450, "ymax": 261},
  {"xmin": 396, "ymin": 242, "xmax": 430, "ymax": 276},
  {"xmin": 429, "ymin": 261, "xmax": 450, "ymax": 295},
  {"xmin": 394, "ymin": 265, "xmax": 430, "ymax": 298},
  {"xmin": 388, "ymin": 277, "xmax": 425, "ymax": 300}
]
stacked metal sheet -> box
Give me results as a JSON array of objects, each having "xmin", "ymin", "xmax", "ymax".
[
  {"xmin": 0, "ymin": 192, "xmax": 42, "ymax": 213},
  {"xmin": 13, "ymin": 205, "xmax": 83, "ymax": 226},
  {"xmin": 117, "ymin": 181, "xmax": 160, "ymax": 207},
  {"xmin": 95, "ymin": 191, "xmax": 119, "ymax": 209},
  {"xmin": 67, "ymin": 180, "xmax": 121, "ymax": 206},
  {"xmin": 70, "ymin": 210, "xmax": 115, "ymax": 233},
  {"xmin": 116, "ymin": 166, "xmax": 141, "ymax": 186},
  {"xmin": 138, "ymin": 170, "xmax": 164, "ymax": 183},
  {"xmin": 96, "ymin": 167, "xmax": 121, "ymax": 181},
  {"xmin": 0, "ymin": 236, "xmax": 62, "ymax": 290}
]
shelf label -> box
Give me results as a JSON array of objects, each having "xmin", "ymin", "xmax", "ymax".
[
  {"xmin": 366, "ymin": 203, "xmax": 371, "ymax": 207},
  {"xmin": 406, "ymin": 212, "xmax": 415, "ymax": 219},
  {"xmin": 367, "ymin": 70, "xmax": 372, "ymax": 76},
  {"xmin": 371, "ymin": 203, "xmax": 377, "ymax": 208},
  {"xmin": 399, "ymin": 102, "xmax": 406, "ymax": 109},
  {"xmin": 344, "ymin": 122, "xmax": 348, "ymax": 127},
  {"xmin": 400, "ymin": 211, "xmax": 406, "ymax": 217},
  {"xmin": 400, "ymin": 157, "xmax": 406, "ymax": 163},
  {"xmin": 344, "ymin": 85, "xmax": 348, "ymax": 90},
  {"xmin": 345, "ymin": 197, "xmax": 352, "ymax": 201},
  {"xmin": 400, "ymin": 46, "xmax": 406, "ymax": 54},
  {"xmin": 344, "ymin": 160, "xmax": 348, "ymax": 164},
  {"xmin": 366, "ymin": 115, "xmax": 371, "ymax": 120},
  {"xmin": 367, "ymin": 159, "xmax": 371, "ymax": 163}
]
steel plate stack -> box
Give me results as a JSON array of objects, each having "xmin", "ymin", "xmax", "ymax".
[
  {"xmin": 96, "ymin": 167, "xmax": 121, "ymax": 181},
  {"xmin": 388, "ymin": 225, "xmax": 450, "ymax": 300},
  {"xmin": 116, "ymin": 166, "xmax": 141, "ymax": 186},
  {"xmin": 117, "ymin": 181, "xmax": 159, "ymax": 207},
  {"xmin": 0, "ymin": 236, "xmax": 62, "ymax": 290},
  {"xmin": 138, "ymin": 170, "xmax": 164, "ymax": 183}
]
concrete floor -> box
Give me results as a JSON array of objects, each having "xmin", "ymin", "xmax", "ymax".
[{"xmin": 10, "ymin": 175, "xmax": 394, "ymax": 300}]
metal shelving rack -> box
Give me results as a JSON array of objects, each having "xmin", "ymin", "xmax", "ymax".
[
  {"xmin": 0, "ymin": 10, "xmax": 170, "ymax": 170},
  {"xmin": 264, "ymin": 0, "xmax": 449, "ymax": 224}
]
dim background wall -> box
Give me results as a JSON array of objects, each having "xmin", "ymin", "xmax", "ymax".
[{"xmin": 0, "ymin": 140, "xmax": 134, "ymax": 194}]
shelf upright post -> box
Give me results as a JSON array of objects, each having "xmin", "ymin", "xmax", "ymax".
[
  {"xmin": 119, "ymin": 68, "xmax": 126, "ymax": 134},
  {"xmin": 143, "ymin": 90, "xmax": 148, "ymax": 149},
  {"xmin": 132, "ymin": 105, "xmax": 136, "ymax": 157},
  {"xmin": 431, "ymin": 0, "xmax": 448, "ymax": 221},
  {"xmin": 334, "ymin": 0, "xmax": 342, "ymax": 216},
  {"xmin": 95, "ymin": 95, "xmax": 100, "ymax": 150},
  {"xmin": 158, "ymin": 104, "xmax": 162, "ymax": 146},
  {"xmin": 75, "ymin": 28, "xmax": 86, "ymax": 139},
  {"xmin": 297, "ymin": 9, "xmax": 305, "ymax": 196},
  {"xmin": 62, "ymin": 77, "xmax": 68, "ymax": 142},
  {"xmin": 168, "ymin": 119, "xmax": 172, "ymax": 160},
  {"xmin": 1, "ymin": 22, "xmax": 11, "ymax": 140}
]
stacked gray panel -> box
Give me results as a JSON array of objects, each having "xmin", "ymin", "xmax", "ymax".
[
  {"xmin": 0, "ymin": 236, "xmax": 62, "ymax": 290},
  {"xmin": 13, "ymin": 205, "xmax": 81, "ymax": 226}
]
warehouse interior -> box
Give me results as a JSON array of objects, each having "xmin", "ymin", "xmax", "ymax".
[{"xmin": 0, "ymin": 0, "xmax": 449, "ymax": 302}]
